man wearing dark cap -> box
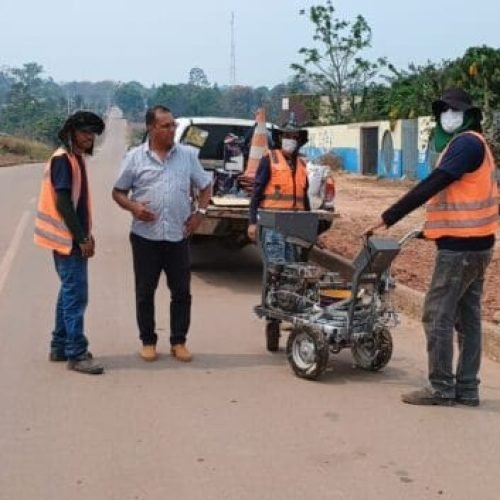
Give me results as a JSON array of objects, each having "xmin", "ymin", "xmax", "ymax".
[
  {"xmin": 247, "ymin": 119, "xmax": 311, "ymax": 263},
  {"xmin": 34, "ymin": 111, "xmax": 105, "ymax": 375},
  {"xmin": 365, "ymin": 88, "xmax": 498, "ymax": 406}
]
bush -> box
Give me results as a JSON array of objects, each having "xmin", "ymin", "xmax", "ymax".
[
  {"xmin": 317, "ymin": 152, "xmax": 343, "ymax": 171},
  {"xmin": 0, "ymin": 135, "xmax": 51, "ymax": 160}
]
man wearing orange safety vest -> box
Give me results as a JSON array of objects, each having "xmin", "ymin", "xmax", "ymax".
[
  {"xmin": 366, "ymin": 88, "xmax": 498, "ymax": 407},
  {"xmin": 247, "ymin": 120, "xmax": 310, "ymax": 263},
  {"xmin": 34, "ymin": 111, "xmax": 105, "ymax": 375}
]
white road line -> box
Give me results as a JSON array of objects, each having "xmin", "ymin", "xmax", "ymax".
[{"xmin": 0, "ymin": 210, "xmax": 31, "ymax": 295}]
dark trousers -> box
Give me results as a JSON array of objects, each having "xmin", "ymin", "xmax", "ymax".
[
  {"xmin": 422, "ymin": 248, "xmax": 493, "ymax": 399},
  {"xmin": 130, "ymin": 233, "xmax": 191, "ymax": 346}
]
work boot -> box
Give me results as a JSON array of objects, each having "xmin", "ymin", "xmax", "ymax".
[
  {"xmin": 401, "ymin": 388, "xmax": 455, "ymax": 406},
  {"xmin": 140, "ymin": 345, "xmax": 157, "ymax": 362},
  {"xmin": 170, "ymin": 344, "xmax": 192, "ymax": 362},
  {"xmin": 455, "ymin": 396, "xmax": 480, "ymax": 407},
  {"xmin": 50, "ymin": 351, "xmax": 93, "ymax": 362},
  {"xmin": 67, "ymin": 356, "xmax": 104, "ymax": 375}
]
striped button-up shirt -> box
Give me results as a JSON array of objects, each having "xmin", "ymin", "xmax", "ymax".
[{"xmin": 114, "ymin": 141, "xmax": 211, "ymax": 242}]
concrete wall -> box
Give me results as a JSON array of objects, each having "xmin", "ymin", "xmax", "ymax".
[
  {"xmin": 303, "ymin": 117, "xmax": 434, "ymax": 180},
  {"xmin": 417, "ymin": 116, "xmax": 435, "ymax": 179}
]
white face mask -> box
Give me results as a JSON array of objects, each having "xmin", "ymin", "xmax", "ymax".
[
  {"xmin": 282, "ymin": 138, "xmax": 298, "ymax": 154},
  {"xmin": 440, "ymin": 109, "xmax": 464, "ymax": 134}
]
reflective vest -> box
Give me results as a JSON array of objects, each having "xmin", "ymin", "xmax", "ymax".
[
  {"xmin": 34, "ymin": 148, "xmax": 91, "ymax": 255},
  {"xmin": 424, "ymin": 131, "xmax": 498, "ymax": 239},
  {"xmin": 260, "ymin": 150, "xmax": 307, "ymax": 210}
]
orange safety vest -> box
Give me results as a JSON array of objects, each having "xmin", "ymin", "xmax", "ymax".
[
  {"xmin": 260, "ymin": 150, "xmax": 307, "ymax": 210},
  {"xmin": 34, "ymin": 148, "xmax": 92, "ymax": 255},
  {"xmin": 424, "ymin": 131, "xmax": 498, "ymax": 239}
]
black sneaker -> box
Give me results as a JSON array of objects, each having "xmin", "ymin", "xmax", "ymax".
[
  {"xmin": 67, "ymin": 356, "xmax": 103, "ymax": 375},
  {"xmin": 456, "ymin": 396, "xmax": 480, "ymax": 407},
  {"xmin": 49, "ymin": 351, "xmax": 93, "ymax": 363},
  {"xmin": 401, "ymin": 388, "xmax": 455, "ymax": 406}
]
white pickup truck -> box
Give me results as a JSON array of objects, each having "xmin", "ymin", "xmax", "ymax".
[{"xmin": 175, "ymin": 117, "xmax": 335, "ymax": 248}]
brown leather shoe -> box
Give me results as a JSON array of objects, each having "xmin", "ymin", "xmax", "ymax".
[
  {"xmin": 170, "ymin": 344, "xmax": 192, "ymax": 362},
  {"xmin": 140, "ymin": 345, "xmax": 157, "ymax": 362}
]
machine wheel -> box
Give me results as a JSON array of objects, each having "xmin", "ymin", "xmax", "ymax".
[
  {"xmin": 351, "ymin": 327, "xmax": 393, "ymax": 371},
  {"xmin": 266, "ymin": 320, "xmax": 281, "ymax": 352},
  {"xmin": 286, "ymin": 327, "xmax": 329, "ymax": 380}
]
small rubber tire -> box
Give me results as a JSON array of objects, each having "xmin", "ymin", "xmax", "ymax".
[
  {"xmin": 266, "ymin": 320, "xmax": 280, "ymax": 352},
  {"xmin": 351, "ymin": 327, "xmax": 393, "ymax": 371},
  {"xmin": 286, "ymin": 326, "xmax": 329, "ymax": 380}
]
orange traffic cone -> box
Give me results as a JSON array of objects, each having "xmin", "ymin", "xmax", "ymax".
[{"xmin": 239, "ymin": 108, "xmax": 268, "ymax": 193}]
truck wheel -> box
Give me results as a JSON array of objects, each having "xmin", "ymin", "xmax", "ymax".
[
  {"xmin": 266, "ymin": 320, "xmax": 280, "ymax": 352},
  {"xmin": 286, "ymin": 327, "xmax": 329, "ymax": 380},
  {"xmin": 351, "ymin": 327, "xmax": 393, "ymax": 371}
]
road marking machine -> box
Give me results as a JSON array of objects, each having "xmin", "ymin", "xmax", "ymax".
[{"xmin": 254, "ymin": 211, "xmax": 421, "ymax": 380}]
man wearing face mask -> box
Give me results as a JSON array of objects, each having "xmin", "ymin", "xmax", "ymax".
[
  {"xmin": 247, "ymin": 119, "xmax": 310, "ymax": 263},
  {"xmin": 365, "ymin": 88, "xmax": 498, "ymax": 407}
]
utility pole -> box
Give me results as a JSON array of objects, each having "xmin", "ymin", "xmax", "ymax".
[
  {"xmin": 66, "ymin": 93, "xmax": 72, "ymax": 115},
  {"xmin": 230, "ymin": 11, "xmax": 236, "ymax": 86}
]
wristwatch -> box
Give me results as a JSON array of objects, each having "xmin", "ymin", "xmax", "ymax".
[{"xmin": 196, "ymin": 207, "xmax": 207, "ymax": 216}]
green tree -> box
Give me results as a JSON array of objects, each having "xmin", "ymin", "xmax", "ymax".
[
  {"xmin": 0, "ymin": 70, "xmax": 13, "ymax": 107},
  {"xmin": 188, "ymin": 67, "xmax": 210, "ymax": 87},
  {"xmin": 219, "ymin": 86, "xmax": 254, "ymax": 118},
  {"xmin": 291, "ymin": 0, "xmax": 386, "ymax": 123},
  {"xmin": 114, "ymin": 81, "xmax": 146, "ymax": 120},
  {"xmin": 62, "ymin": 80, "xmax": 117, "ymax": 114},
  {"xmin": 384, "ymin": 60, "xmax": 450, "ymax": 120},
  {"xmin": 1, "ymin": 62, "xmax": 65, "ymax": 142},
  {"xmin": 150, "ymin": 83, "xmax": 189, "ymax": 115},
  {"xmin": 451, "ymin": 46, "xmax": 500, "ymax": 162},
  {"xmin": 448, "ymin": 46, "xmax": 500, "ymax": 116}
]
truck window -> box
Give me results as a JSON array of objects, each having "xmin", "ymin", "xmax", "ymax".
[{"xmin": 181, "ymin": 124, "xmax": 254, "ymax": 162}]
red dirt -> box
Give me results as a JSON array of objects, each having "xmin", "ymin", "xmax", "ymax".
[{"xmin": 319, "ymin": 172, "xmax": 500, "ymax": 323}]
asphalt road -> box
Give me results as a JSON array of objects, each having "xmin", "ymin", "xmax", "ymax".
[{"xmin": 1, "ymin": 110, "xmax": 500, "ymax": 500}]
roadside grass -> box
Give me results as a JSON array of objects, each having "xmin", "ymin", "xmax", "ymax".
[{"xmin": 0, "ymin": 135, "xmax": 52, "ymax": 166}]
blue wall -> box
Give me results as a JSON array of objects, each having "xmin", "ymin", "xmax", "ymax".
[
  {"xmin": 334, "ymin": 148, "xmax": 358, "ymax": 173},
  {"xmin": 302, "ymin": 144, "xmax": 432, "ymax": 180},
  {"xmin": 417, "ymin": 150, "xmax": 431, "ymax": 179},
  {"xmin": 377, "ymin": 150, "xmax": 403, "ymax": 179},
  {"xmin": 301, "ymin": 146, "xmax": 359, "ymax": 173}
]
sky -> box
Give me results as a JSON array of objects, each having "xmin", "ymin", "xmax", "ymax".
[{"xmin": 0, "ymin": 0, "xmax": 499, "ymax": 88}]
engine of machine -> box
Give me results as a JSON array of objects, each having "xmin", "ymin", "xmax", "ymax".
[{"xmin": 265, "ymin": 263, "xmax": 349, "ymax": 314}]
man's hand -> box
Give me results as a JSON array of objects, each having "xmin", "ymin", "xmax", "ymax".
[
  {"xmin": 184, "ymin": 213, "xmax": 204, "ymax": 238},
  {"xmin": 131, "ymin": 201, "xmax": 156, "ymax": 222},
  {"xmin": 247, "ymin": 224, "xmax": 257, "ymax": 242},
  {"xmin": 79, "ymin": 235, "xmax": 95, "ymax": 258},
  {"xmin": 362, "ymin": 218, "xmax": 386, "ymax": 237}
]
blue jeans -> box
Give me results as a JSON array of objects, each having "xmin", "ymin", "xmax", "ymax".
[
  {"xmin": 51, "ymin": 249, "xmax": 89, "ymax": 359},
  {"xmin": 422, "ymin": 249, "xmax": 493, "ymax": 399},
  {"xmin": 260, "ymin": 228, "xmax": 297, "ymax": 264}
]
